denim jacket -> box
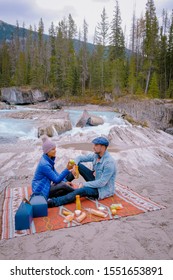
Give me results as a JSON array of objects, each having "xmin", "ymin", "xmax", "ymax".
[
  {"xmin": 75, "ymin": 151, "xmax": 116, "ymax": 199},
  {"xmin": 32, "ymin": 154, "xmax": 70, "ymax": 199}
]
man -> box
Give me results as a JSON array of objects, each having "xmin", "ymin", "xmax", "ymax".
[{"xmin": 48, "ymin": 136, "xmax": 117, "ymax": 207}]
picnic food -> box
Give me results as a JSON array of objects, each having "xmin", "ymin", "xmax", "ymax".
[
  {"xmin": 111, "ymin": 209, "xmax": 117, "ymax": 215},
  {"xmin": 62, "ymin": 209, "xmax": 73, "ymax": 216},
  {"xmin": 75, "ymin": 210, "xmax": 81, "ymax": 216},
  {"xmin": 69, "ymin": 159, "xmax": 75, "ymax": 164},
  {"xmin": 110, "ymin": 203, "xmax": 123, "ymax": 210},
  {"xmin": 86, "ymin": 208, "xmax": 107, "ymax": 218},
  {"xmin": 76, "ymin": 212, "xmax": 87, "ymax": 223},
  {"xmin": 98, "ymin": 206, "xmax": 106, "ymax": 211},
  {"xmin": 64, "ymin": 214, "xmax": 74, "ymax": 223}
]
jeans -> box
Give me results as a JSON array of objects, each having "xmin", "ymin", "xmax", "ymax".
[
  {"xmin": 49, "ymin": 169, "xmax": 76, "ymax": 198},
  {"xmin": 49, "ymin": 182, "xmax": 74, "ymax": 198},
  {"xmin": 52, "ymin": 187, "xmax": 99, "ymax": 206},
  {"xmin": 51, "ymin": 163, "xmax": 98, "ymax": 207}
]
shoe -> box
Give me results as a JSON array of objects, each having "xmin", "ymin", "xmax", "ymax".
[{"xmin": 47, "ymin": 198, "xmax": 55, "ymax": 208}]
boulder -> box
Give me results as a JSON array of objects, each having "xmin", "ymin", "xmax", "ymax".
[
  {"xmin": 38, "ymin": 119, "xmax": 72, "ymax": 137},
  {"xmin": 48, "ymin": 101, "xmax": 62, "ymax": 110},
  {"xmin": 76, "ymin": 110, "xmax": 90, "ymax": 127},
  {"xmin": 165, "ymin": 127, "xmax": 173, "ymax": 135},
  {"xmin": 31, "ymin": 89, "xmax": 48, "ymax": 103},
  {"xmin": 54, "ymin": 120, "xmax": 72, "ymax": 134},
  {"xmin": 0, "ymin": 101, "xmax": 10, "ymax": 110},
  {"xmin": 87, "ymin": 116, "xmax": 104, "ymax": 126},
  {"xmin": 76, "ymin": 110, "xmax": 104, "ymax": 127},
  {"xmin": 1, "ymin": 87, "xmax": 48, "ymax": 105},
  {"xmin": 38, "ymin": 126, "xmax": 54, "ymax": 137},
  {"xmin": 1, "ymin": 87, "xmax": 32, "ymax": 104}
]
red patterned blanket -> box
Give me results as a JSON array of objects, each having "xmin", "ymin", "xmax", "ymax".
[{"xmin": 1, "ymin": 183, "xmax": 165, "ymax": 239}]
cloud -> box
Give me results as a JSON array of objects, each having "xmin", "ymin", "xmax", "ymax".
[
  {"xmin": 0, "ymin": 0, "xmax": 78, "ymax": 32},
  {"xmin": 0, "ymin": 0, "xmax": 43, "ymax": 28},
  {"xmin": 156, "ymin": 0, "xmax": 173, "ymax": 14},
  {"xmin": 92, "ymin": 0, "xmax": 110, "ymax": 2},
  {"xmin": 0, "ymin": 0, "xmax": 37, "ymax": 19}
]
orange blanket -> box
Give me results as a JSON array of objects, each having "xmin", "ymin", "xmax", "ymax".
[{"xmin": 1, "ymin": 183, "xmax": 165, "ymax": 239}]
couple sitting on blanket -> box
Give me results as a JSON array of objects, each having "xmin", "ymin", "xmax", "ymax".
[{"xmin": 31, "ymin": 135, "xmax": 117, "ymax": 208}]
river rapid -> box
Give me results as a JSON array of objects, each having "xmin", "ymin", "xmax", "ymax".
[{"xmin": 0, "ymin": 105, "xmax": 127, "ymax": 143}]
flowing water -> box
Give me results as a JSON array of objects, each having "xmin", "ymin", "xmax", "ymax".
[
  {"xmin": 64, "ymin": 109, "xmax": 126, "ymax": 136},
  {"xmin": 0, "ymin": 107, "xmax": 126, "ymax": 142}
]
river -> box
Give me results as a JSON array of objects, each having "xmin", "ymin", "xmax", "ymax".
[{"xmin": 0, "ymin": 107, "xmax": 127, "ymax": 142}]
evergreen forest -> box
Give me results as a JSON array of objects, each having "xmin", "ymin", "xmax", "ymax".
[{"xmin": 0, "ymin": 0, "xmax": 173, "ymax": 100}]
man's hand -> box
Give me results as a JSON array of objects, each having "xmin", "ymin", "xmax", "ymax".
[
  {"xmin": 66, "ymin": 182, "xmax": 74, "ymax": 187},
  {"xmin": 71, "ymin": 164, "xmax": 77, "ymax": 176},
  {"xmin": 78, "ymin": 182, "xmax": 83, "ymax": 189}
]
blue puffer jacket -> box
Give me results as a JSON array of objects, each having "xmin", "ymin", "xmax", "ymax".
[{"xmin": 32, "ymin": 154, "xmax": 70, "ymax": 199}]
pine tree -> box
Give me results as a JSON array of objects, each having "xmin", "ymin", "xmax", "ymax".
[
  {"xmin": 66, "ymin": 14, "xmax": 78, "ymax": 95},
  {"xmin": 49, "ymin": 22, "xmax": 57, "ymax": 87},
  {"xmin": 109, "ymin": 0, "xmax": 125, "ymax": 60},
  {"xmin": 94, "ymin": 7, "xmax": 109, "ymax": 92},
  {"xmin": 25, "ymin": 25, "xmax": 34, "ymax": 85},
  {"xmin": 158, "ymin": 25, "xmax": 168, "ymax": 98},
  {"xmin": 167, "ymin": 10, "xmax": 173, "ymax": 98},
  {"xmin": 128, "ymin": 8, "xmax": 137, "ymax": 94},
  {"xmin": 80, "ymin": 19, "xmax": 89, "ymax": 95},
  {"xmin": 148, "ymin": 71, "xmax": 159, "ymax": 97},
  {"xmin": 0, "ymin": 42, "xmax": 11, "ymax": 86},
  {"xmin": 144, "ymin": 0, "xmax": 159, "ymax": 94},
  {"xmin": 109, "ymin": 0, "xmax": 125, "ymax": 96},
  {"xmin": 37, "ymin": 18, "xmax": 46, "ymax": 86}
]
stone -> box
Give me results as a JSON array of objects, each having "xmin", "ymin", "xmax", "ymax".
[
  {"xmin": 87, "ymin": 116, "xmax": 104, "ymax": 126},
  {"xmin": 1, "ymin": 87, "xmax": 48, "ymax": 105},
  {"xmin": 76, "ymin": 110, "xmax": 90, "ymax": 127},
  {"xmin": 114, "ymin": 98, "xmax": 173, "ymax": 131},
  {"xmin": 38, "ymin": 120, "xmax": 72, "ymax": 137},
  {"xmin": 76, "ymin": 110, "xmax": 104, "ymax": 127},
  {"xmin": 165, "ymin": 127, "xmax": 173, "ymax": 135}
]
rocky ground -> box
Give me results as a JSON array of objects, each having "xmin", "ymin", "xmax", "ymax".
[{"xmin": 0, "ymin": 102, "xmax": 173, "ymax": 260}]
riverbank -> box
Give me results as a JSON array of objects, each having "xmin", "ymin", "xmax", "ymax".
[{"xmin": 0, "ymin": 104, "xmax": 173, "ymax": 260}]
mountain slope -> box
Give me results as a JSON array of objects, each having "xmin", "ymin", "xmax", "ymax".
[
  {"xmin": 0, "ymin": 20, "xmax": 95, "ymax": 53},
  {"xmin": 0, "ymin": 20, "xmax": 131, "ymax": 56}
]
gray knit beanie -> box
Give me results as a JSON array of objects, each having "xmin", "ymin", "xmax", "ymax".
[{"xmin": 42, "ymin": 135, "xmax": 56, "ymax": 154}]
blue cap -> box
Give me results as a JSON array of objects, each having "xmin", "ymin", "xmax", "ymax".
[{"xmin": 92, "ymin": 137, "xmax": 109, "ymax": 146}]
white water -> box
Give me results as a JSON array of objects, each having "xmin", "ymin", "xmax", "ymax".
[
  {"xmin": 64, "ymin": 109, "xmax": 126, "ymax": 136},
  {"xmin": 0, "ymin": 118, "xmax": 37, "ymax": 140},
  {"xmin": 0, "ymin": 108, "xmax": 126, "ymax": 141}
]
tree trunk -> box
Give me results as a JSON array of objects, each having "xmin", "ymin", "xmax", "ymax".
[{"xmin": 145, "ymin": 60, "xmax": 152, "ymax": 94}]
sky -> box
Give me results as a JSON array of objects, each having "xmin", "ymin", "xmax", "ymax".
[{"xmin": 0, "ymin": 0, "xmax": 172, "ymax": 43}]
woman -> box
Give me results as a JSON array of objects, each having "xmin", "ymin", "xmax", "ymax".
[{"xmin": 32, "ymin": 135, "xmax": 75, "ymax": 200}]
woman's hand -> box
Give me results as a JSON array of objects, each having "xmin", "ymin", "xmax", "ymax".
[
  {"xmin": 67, "ymin": 162, "xmax": 74, "ymax": 170},
  {"xmin": 66, "ymin": 160, "xmax": 76, "ymax": 170}
]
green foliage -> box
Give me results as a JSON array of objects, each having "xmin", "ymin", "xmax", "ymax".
[
  {"xmin": 166, "ymin": 80, "xmax": 173, "ymax": 98},
  {"xmin": 0, "ymin": 0, "xmax": 172, "ymax": 99},
  {"xmin": 109, "ymin": 0, "xmax": 125, "ymax": 60},
  {"xmin": 0, "ymin": 42, "xmax": 11, "ymax": 86},
  {"xmin": 148, "ymin": 72, "xmax": 160, "ymax": 98}
]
